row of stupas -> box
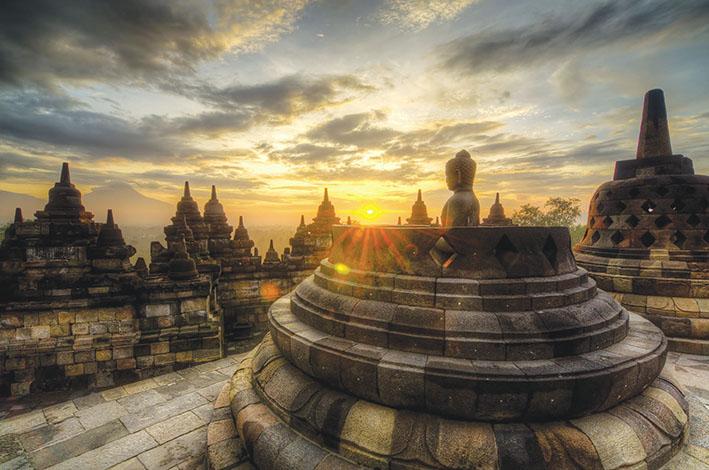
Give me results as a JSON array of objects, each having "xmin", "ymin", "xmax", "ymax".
[{"xmin": 0, "ymin": 165, "xmax": 341, "ymax": 395}]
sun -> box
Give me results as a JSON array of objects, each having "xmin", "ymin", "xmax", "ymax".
[{"xmin": 356, "ymin": 203, "xmax": 383, "ymax": 223}]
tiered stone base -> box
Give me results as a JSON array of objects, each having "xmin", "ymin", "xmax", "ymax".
[
  {"xmin": 226, "ymin": 334, "xmax": 688, "ymax": 469},
  {"xmin": 577, "ymin": 251, "xmax": 709, "ymax": 355}
]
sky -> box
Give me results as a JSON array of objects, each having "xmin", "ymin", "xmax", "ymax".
[{"xmin": 1, "ymin": 0, "xmax": 708, "ymax": 226}]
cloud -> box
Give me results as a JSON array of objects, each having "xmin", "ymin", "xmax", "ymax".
[
  {"xmin": 439, "ymin": 0, "xmax": 709, "ymax": 75},
  {"xmin": 189, "ymin": 74, "xmax": 374, "ymax": 123},
  {"xmin": 0, "ymin": 0, "xmax": 311, "ymax": 88},
  {"xmin": 377, "ymin": 0, "xmax": 477, "ymax": 30},
  {"xmin": 305, "ymin": 111, "xmax": 400, "ymax": 147}
]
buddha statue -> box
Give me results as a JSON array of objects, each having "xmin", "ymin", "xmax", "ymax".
[{"xmin": 441, "ymin": 149, "xmax": 480, "ymax": 227}]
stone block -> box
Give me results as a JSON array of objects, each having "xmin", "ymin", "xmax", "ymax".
[
  {"xmin": 38, "ymin": 312, "xmax": 58, "ymax": 326},
  {"xmin": 144, "ymin": 303, "xmax": 174, "ymax": 318},
  {"xmin": 98, "ymin": 309, "xmax": 116, "ymax": 321},
  {"xmin": 154, "ymin": 353, "xmax": 176, "ymax": 366},
  {"xmin": 76, "ymin": 310, "xmax": 99, "ymax": 323},
  {"xmin": 57, "ymin": 312, "xmax": 75, "ymax": 324},
  {"xmin": 72, "ymin": 323, "xmax": 89, "ymax": 335},
  {"xmin": 1, "ymin": 313, "xmax": 23, "ymax": 328},
  {"xmin": 176, "ymin": 351, "xmax": 193, "ymax": 362},
  {"xmin": 84, "ymin": 362, "xmax": 98, "ymax": 374},
  {"xmin": 31, "ymin": 325, "xmax": 51, "ymax": 339},
  {"xmin": 50, "ymin": 324, "xmax": 71, "ymax": 337},
  {"xmin": 117, "ymin": 358, "xmax": 137, "ymax": 370},
  {"xmin": 57, "ymin": 351, "xmax": 74, "ymax": 365},
  {"xmin": 115, "ymin": 307, "xmax": 134, "ymax": 321},
  {"xmin": 23, "ymin": 313, "xmax": 39, "ymax": 327},
  {"xmin": 65, "ymin": 363, "xmax": 85, "ymax": 376},
  {"xmin": 74, "ymin": 350, "xmax": 95, "ymax": 363},
  {"xmin": 96, "ymin": 349, "xmax": 112, "ymax": 361},
  {"xmin": 5, "ymin": 357, "xmax": 26, "ymax": 370},
  {"xmin": 151, "ymin": 342, "xmax": 170, "ymax": 355},
  {"xmin": 180, "ymin": 297, "xmax": 208, "ymax": 313},
  {"xmin": 89, "ymin": 323, "xmax": 108, "ymax": 335},
  {"xmin": 15, "ymin": 328, "xmax": 31, "ymax": 340},
  {"xmin": 113, "ymin": 346, "xmax": 133, "ymax": 359}
]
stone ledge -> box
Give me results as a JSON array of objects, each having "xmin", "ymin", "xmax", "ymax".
[{"xmin": 229, "ymin": 338, "xmax": 688, "ymax": 470}]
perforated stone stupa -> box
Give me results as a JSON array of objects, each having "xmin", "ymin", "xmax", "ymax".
[
  {"xmin": 576, "ymin": 89, "xmax": 709, "ymax": 355},
  {"xmin": 221, "ymin": 150, "xmax": 688, "ymax": 469}
]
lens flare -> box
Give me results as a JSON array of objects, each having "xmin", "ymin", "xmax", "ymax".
[
  {"xmin": 357, "ymin": 203, "xmax": 382, "ymax": 223},
  {"xmin": 334, "ymin": 263, "xmax": 351, "ymax": 275},
  {"xmin": 260, "ymin": 282, "xmax": 280, "ymax": 301}
]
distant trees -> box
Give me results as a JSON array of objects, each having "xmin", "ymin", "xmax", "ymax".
[
  {"xmin": 512, "ymin": 197, "xmax": 585, "ymax": 244},
  {"xmin": 512, "ymin": 197, "xmax": 581, "ymax": 227}
]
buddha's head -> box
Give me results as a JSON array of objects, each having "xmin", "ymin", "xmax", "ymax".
[{"xmin": 445, "ymin": 149, "xmax": 476, "ymax": 191}]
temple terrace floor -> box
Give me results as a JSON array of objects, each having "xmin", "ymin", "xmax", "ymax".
[{"xmin": 0, "ymin": 352, "xmax": 707, "ymax": 470}]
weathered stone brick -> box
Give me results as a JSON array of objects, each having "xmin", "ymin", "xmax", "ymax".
[
  {"xmin": 180, "ymin": 297, "xmax": 207, "ymax": 313},
  {"xmin": 136, "ymin": 355, "xmax": 154, "ymax": 368},
  {"xmin": 157, "ymin": 316, "xmax": 174, "ymax": 328},
  {"xmin": 74, "ymin": 350, "xmax": 95, "ymax": 363},
  {"xmin": 115, "ymin": 307, "xmax": 134, "ymax": 321},
  {"xmin": 72, "ymin": 323, "xmax": 89, "ymax": 335},
  {"xmin": 58, "ymin": 312, "xmax": 75, "ymax": 324},
  {"xmin": 90, "ymin": 323, "xmax": 108, "ymax": 335},
  {"xmin": 15, "ymin": 328, "xmax": 32, "ymax": 340},
  {"xmin": 84, "ymin": 362, "xmax": 98, "ymax": 374},
  {"xmin": 23, "ymin": 313, "xmax": 39, "ymax": 327},
  {"xmin": 50, "ymin": 324, "xmax": 71, "ymax": 337},
  {"xmin": 116, "ymin": 358, "xmax": 137, "ymax": 370},
  {"xmin": 98, "ymin": 309, "xmax": 116, "ymax": 321},
  {"xmin": 145, "ymin": 303, "xmax": 173, "ymax": 318},
  {"xmin": 31, "ymin": 325, "xmax": 51, "ymax": 339},
  {"xmin": 65, "ymin": 363, "xmax": 85, "ymax": 376},
  {"xmin": 1, "ymin": 314, "xmax": 23, "ymax": 328},
  {"xmin": 57, "ymin": 351, "xmax": 74, "ymax": 365},
  {"xmin": 76, "ymin": 310, "xmax": 99, "ymax": 323},
  {"xmin": 96, "ymin": 349, "xmax": 112, "ymax": 361},
  {"xmin": 154, "ymin": 353, "xmax": 176, "ymax": 366},
  {"xmin": 151, "ymin": 342, "xmax": 170, "ymax": 355},
  {"xmin": 113, "ymin": 346, "xmax": 133, "ymax": 359},
  {"xmin": 38, "ymin": 312, "xmax": 57, "ymax": 326},
  {"xmin": 175, "ymin": 351, "xmax": 193, "ymax": 362},
  {"xmin": 5, "ymin": 357, "xmax": 26, "ymax": 370}
]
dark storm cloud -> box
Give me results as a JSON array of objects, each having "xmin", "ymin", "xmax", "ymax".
[
  {"xmin": 0, "ymin": 0, "xmax": 309, "ymax": 88},
  {"xmin": 440, "ymin": 0, "xmax": 709, "ymax": 74}
]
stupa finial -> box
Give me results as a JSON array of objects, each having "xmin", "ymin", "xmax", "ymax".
[
  {"xmin": 397, "ymin": 216, "xmax": 402, "ymax": 225},
  {"xmin": 211, "ymin": 185, "xmax": 217, "ymax": 201},
  {"xmin": 14, "ymin": 207, "xmax": 23, "ymax": 224},
  {"xmin": 106, "ymin": 209, "xmax": 115, "ymax": 227},
  {"xmin": 417, "ymin": 189, "xmax": 422, "ymax": 202},
  {"xmin": 60, "ymin": 162, "xmax": 70, "ymax": 185},
  {"xmin": 238, "ymin": 215, "xmax": 244, "ymax": 228},
  {"xmin": 183, "ymin": 181, "xmax": 191, "ymax": 198},
  {"xmin": 347, "ymin": 216, "xmax": 351, "ymax": 225},
  {"xmin": 323, "ymin": 188, "xmax": 329, "ymax": 202},
  {"xmin": 299, "ymin": 214, "xmax": 305, "ymax": 227},
  {"xmin": 636, "ymin": 89, "xmax": 672, "ymax": 159},
  {"xmin": 495, "ymin": 192, "xmax": 500, "ymax": 204}
]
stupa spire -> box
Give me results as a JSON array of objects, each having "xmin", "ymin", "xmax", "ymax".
[
  {"xmin": 347, "ymin": 216, "xmax": 351, "ymax": 225},
  {"xmin": 636, "ymin": 89, "xmax": 672, "ymax": 159},
  {"xmin": 299, "ymin": 215, "xmax": 305, "ymax": 227},
  {"xmin": 417, "ymin": 189, "xmax": 422, "ymax": 202},
  {"xmin": 211, "ymin": 185, "xmax": 217, "ymax": 201},
  {"xmin": 106, "ymin": 209, "xmax": 115, "ymax": 226},
  {"xmin": 14, "ymin": 207, "xmax": 23, "ymax": 224},
  {"xmin": 60, "ymin": 162, "xmax": 70, "ymax": 184},
  {"xmin": 183, "ymin": 181, "xmax": 191, "ymax": 199},
  {"xmin": 323, "ymin": 188, "xmax": 329, "ymax": 202},
  {"xmin": 238, "ymin": 216, "xmax": 244, "ymax": 228}
]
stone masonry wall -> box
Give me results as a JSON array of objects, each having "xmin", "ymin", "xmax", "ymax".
[{"xmin": 0, "ymin": 277, "xmax": 221, "ymax": 396}]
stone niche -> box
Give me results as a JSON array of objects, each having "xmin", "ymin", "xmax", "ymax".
[{"xmin": 219, "ymin": 223, "xmax": 688, "ymax": 469}]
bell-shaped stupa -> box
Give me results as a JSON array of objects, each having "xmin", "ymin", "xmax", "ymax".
[
  {"xmin": 576, "ymin": 89, "xmax": 709, "ymax": 355},
  {"xmin": 216, "ymin": 151, "xmax": 688, "ymax": 470},
  {"xmin": 482, "ymin": 192, "xmax": 514, "ymax": 226},
  {"xmin": 406, "ymin": 189, "xmax": 433, "ymax": 225}
]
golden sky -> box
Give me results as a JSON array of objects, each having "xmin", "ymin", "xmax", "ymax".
[{"xmin": 1, "ymin": 0, "xmax": 708, "ymax": 226}]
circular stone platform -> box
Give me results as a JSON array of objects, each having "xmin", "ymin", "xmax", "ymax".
[{"xmin": 225, "ymin": 224, "xmax": 689, "ymax": 469}]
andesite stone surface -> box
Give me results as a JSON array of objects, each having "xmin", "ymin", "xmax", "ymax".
[
  {"xmin": 576, "ymin": 89, "xmax": 709, "ymax": 356},
  {"xmin": 220, "ymin": 151, "xmax": 689, "ymax": 469}
]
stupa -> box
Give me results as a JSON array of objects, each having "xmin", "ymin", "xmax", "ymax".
[
  {"xmin": 203, "ymin": 185, "xmax": 234, "ymax": 259},
  {"xmin": 406, "ymin": 189, "xmax": 433, "ymax": 225},
  {"xmin": 482, "ymin": 192, "xmax": 514, "ymax": 226},
  {"xmin": 220, "ymin": 150, "xmax": 687, "ymax": 469},
  {"xmin": 576, "ymin": 89, "xmax": 709, "ymax": 355}
]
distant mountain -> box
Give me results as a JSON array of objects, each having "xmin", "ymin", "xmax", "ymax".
[
  {"xmin": 0, "ymin": 190, "xmax": 45, "ymax": 222},
  {"xmin": 84, "ymin": 182, "xmax": 173, "ymax": 226}
]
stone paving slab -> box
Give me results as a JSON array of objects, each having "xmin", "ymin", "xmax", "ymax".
[
  {"xmin": 0, "ymin": 351, "xmax": 705, "ymax": 469},
  {"xmin": 0, "ymin": 353, "xmax": 243, "ymax": 470}
]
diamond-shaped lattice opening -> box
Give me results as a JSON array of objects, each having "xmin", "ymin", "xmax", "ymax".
[
  {"xmin": 494, "ymin": 234, "xmax": 519, "ymax": 268},
  {"xmin": 542, "ymin": 235, "xmax": 558, "ymax": 269},
  {"xmin": 626, "ymin": 215, "xmax": 640, "ymax": 228},
  {"xmin": 597, "ymin": 202, "xmax": 605, "ymax": 213},
  {"xmin": 687, "ymin": 214, "xmax": 700, "ymax": 227},
  {"xmin": 656, "ymin": 186, "xmax": 669, "ymax": 196},
  {"xmin": 640, "ymin": 231, "xmax": 656, "ymax": 248},
  {"xmin": 615, "ymin": 201, "xmax": 627, "ymax": 212},
  {"xmin": 655, "ymin": 215, "xmax": 672, "ymax": 228},
  {"xmin": 629, "ymin": 187, "xmax": 641, "ymax": 198},
  {"xmin": 610, "ymin": 231, "xmax": 624, "ymax": 245},
  {"xmin": 672, "ymin": 230, "xmax": 687, "ymax": 249},
  {"xmin": 671, "ymin": 199, "xmax": 685, "ymax": 212},
  {"xmin": 591, "ymin": 231, "xmax": 600, "ymax": 245},
  {"xmin": 589, "ymin": 217, "xmax": 595, "ymax": 227},
  {"xmin": 641, "ymin": 200, "xmax": 657, "ymax": 213},
  {"xmin": 603, "ymin": 216, "xmax": 613, "ymax": 227}
]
